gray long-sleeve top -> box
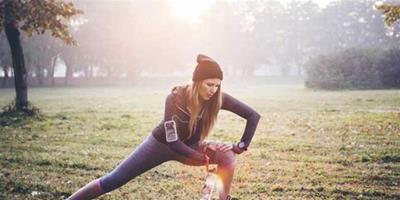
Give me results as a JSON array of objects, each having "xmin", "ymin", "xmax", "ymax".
[{"xmin": 152, "ymin": 85, "xmax": 261, "ymax": 164}]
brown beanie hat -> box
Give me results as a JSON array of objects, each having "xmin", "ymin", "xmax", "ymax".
[{"xmin": 192, "ymin": 54, "xmax": 223, "ymax": 81}]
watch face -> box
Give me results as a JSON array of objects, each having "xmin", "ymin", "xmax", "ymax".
[{"xmin": 238, "ymin": 142, "xmax": 245, "ymax": 149}]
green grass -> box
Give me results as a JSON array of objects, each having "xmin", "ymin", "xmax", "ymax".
[{"xmin": 0, "ymin": 85, "xmax": 399, "ymax": 199}]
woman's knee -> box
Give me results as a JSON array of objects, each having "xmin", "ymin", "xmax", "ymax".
[{"xmin": 217, "ymin": 151, "xmax": 236, "ymax": 167}]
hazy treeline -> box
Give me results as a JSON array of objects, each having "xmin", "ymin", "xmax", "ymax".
[
  {"xmin": 305, "ymin": 47, "xmax": 400, "ymax": 89},
  {"xmin": 1, "ymin": 0, "xmax": 399, "ymax": 87}
]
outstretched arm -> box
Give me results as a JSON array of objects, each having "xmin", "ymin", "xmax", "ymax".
[{"xmin": 221, "ymin": 92, "xmax": 261, "ymax": 151}]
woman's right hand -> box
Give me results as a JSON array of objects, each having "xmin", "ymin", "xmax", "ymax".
[{"xmin": 204, "ymin": 154, "xmax": 210, "ymax": 170}]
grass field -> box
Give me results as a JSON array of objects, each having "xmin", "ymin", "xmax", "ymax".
[{"xmin": 0, "ymin": 84, "xmax": 399, "ymax": 199}]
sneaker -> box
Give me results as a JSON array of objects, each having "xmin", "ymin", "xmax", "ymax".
[{"xmin": 226, "ymin": 195, "xmax": 239, "ymax": 200}]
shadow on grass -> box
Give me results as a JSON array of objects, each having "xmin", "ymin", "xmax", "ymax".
[
  {"xmin": 0, "ymin": 156, "xmax": 99, "ymax": 171},
  {"xmin": 332, "ymin": 188, "xmax": 400, "ymax": 199},
  {"xmin": 381, "ymin": 155, "xmax": 400, "ymax": 163},
  {"xmin": 362, "ymin": 175, "xmax": 399, "ymax": 187},
  {"xmin": 0, "ymin": 178, "xmax": 71, "ymax": 199}
]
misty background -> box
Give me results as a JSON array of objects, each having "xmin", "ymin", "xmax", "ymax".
[{"xmin": 0, "ymin": 0, "xmax": 399, "ymax": 87}]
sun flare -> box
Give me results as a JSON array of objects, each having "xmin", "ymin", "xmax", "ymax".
[{"xmin": 168, "ymin": 0, "xmax": 214, "ymax": 23}]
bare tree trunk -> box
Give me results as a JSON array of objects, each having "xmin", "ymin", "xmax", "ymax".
[
  {"xmin": 89, "ymin": 65, "xmax": 94, "ymax": 78},
  {"xmin": 106, "ymin": 65, "xmax": 113, "ymax": 78},
  {"xmin": 83, "ymin": 65, "xmax": 89, "ymax": 79},
  {"xmin": 4, "ymin": 1, "xmax": 28, "ymax": 110},
  {"xmin": 64, "ymin": 60, "xmax": 72, "ymax": 86},
  {"xmin": 49, "ymin": 56, "xmax": 57, "ymax": 86},
  {"xmin": 36, "ymin": 62, "xmax": 44, "ymax": 86},
  {"xmin": 2, "ymin": 67, "xmax": 9, "ymax": 87}
]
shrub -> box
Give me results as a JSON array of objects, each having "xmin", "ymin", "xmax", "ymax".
[
  {"xmin": 0, "ymin": 100, "xmax": 43, "ymax": 126},
  {"xmin": 305, "ymin": 48, "xmax": 400, "ymax": 89}
]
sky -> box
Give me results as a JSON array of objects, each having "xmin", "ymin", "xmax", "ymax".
[
  {"xmin": 98, "ymin": 0, "xmax": 340, "ymax": 23},
  {"xmin": 168, "ymin": 0, "xmax": 338, "ymax": 23},
  {"xmin": 279, "ymin": 0, "xmax": 335, "ymax": 8}
]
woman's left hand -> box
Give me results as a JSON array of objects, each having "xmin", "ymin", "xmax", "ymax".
[
  {"xmin": 232, "ymin": 144, "xmax": 245, "ymax": 154},
  {"xmin": 206, "ymin": 141, "xmax": 234, "ymax": 153},
  {"xmin": 217, "ymin": 143, "xmax": 234, "ymax": 152}
]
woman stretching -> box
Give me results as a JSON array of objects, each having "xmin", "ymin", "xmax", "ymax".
[{"xmin": 67, "ymin": 54, "xmax": 261, "ymax": 200}]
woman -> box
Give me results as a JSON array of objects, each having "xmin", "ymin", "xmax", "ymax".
[{"xmin": 67, "ymin": 54, "xmax": 260, "ymax": 200}]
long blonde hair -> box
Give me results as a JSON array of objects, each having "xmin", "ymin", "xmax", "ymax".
[{"xmin": 185, "ymin": 81, "xmax": 222, "ymax": 141}]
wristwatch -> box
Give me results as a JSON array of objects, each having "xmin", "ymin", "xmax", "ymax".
[{"xmin": 237, "ymin": 141, "xmax": 247, "ymax": 151}]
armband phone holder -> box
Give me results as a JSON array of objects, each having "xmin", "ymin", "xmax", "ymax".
[{"xmin": 164, "ymin": 120, "xmax": 178, "ymax": 142}]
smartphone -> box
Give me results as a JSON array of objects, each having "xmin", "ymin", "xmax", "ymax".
[{"xmin": 164, "ymin": 120, "xmax": 178, "ymax": 142}]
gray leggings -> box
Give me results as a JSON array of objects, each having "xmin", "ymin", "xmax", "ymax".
[{"xmin": 99, "ymin": 134, "xmax": 235, "ymax": 193}]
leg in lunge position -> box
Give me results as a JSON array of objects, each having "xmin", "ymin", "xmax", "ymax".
[
  {"xmin": 216, "ymin": 152, "xmax": 236, "ymax": 200},
  {"xmin": 66, "ymin": 54, "xmax": 260, "ymax": 200},
  {"xmin": 67, "ymin": 135, "xmax": 174, "ymax": 200},
  {"xmin": 204, "ymin": 142, "xmax": 237, "ymax": 200},
  {"xmin": 66, "ymin": 179, "xmax": 104, "ymax": 200},
  {"xmin": 182, "ymin": 141, "xmax": 237, "ymax": 200}
]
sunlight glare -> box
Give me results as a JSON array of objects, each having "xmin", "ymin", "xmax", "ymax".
[
  {"xmin": 215, "ymin": 174, "xmax": 223, "ymax": 195},
  {"xmin": 168, "ymin": 0, "xmax": 214, "ymax": 23}
]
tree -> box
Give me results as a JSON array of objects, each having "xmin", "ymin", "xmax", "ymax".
[
  {"xmin": 376, "ymin": 3, "xmax": 400, "ymax": 27},
  {"xmin": 24, "ymin": 34, "xmax": 61, "ymax": 86},
  {"xmin": 283, "ymin": 0, "xmax": 319, "ymax": 76},
  {"xmin": 0, "ymin": 0, "xmax": 81, "ymax": 112}
]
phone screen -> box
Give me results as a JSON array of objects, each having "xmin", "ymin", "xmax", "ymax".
[{"xmin": 164, "ymin": 120, "xmax": 178, "ymax": 142}]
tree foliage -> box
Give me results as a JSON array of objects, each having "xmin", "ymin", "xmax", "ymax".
[
  {"xmin": 0, "ymin": 0, "xmax": 82, "ymax": 45},
  {"xmin": 376, "ymin": 3, "xmax": 400, "ymax": 27}
]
